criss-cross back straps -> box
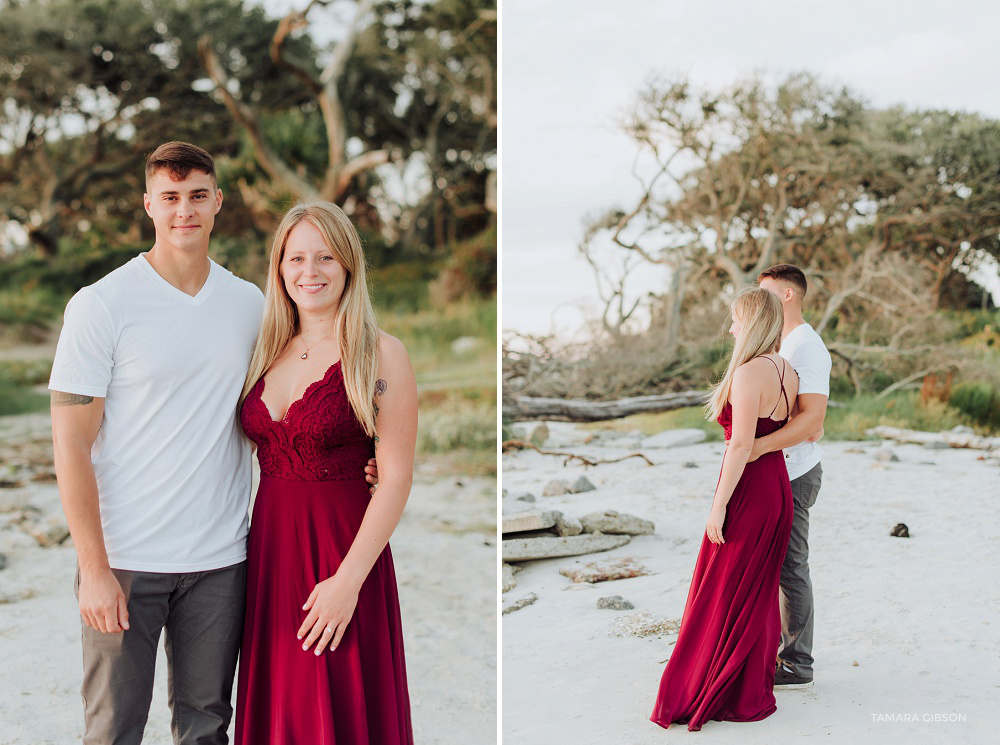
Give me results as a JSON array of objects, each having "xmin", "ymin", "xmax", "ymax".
[{"xmin": 763, "ymin": 355, "xmax": 790, "ymax": 419}]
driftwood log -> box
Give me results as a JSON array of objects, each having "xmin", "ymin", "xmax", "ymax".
[{"xmin": 503, "ymin": 391, "xmax": 707, "ymax": 423}]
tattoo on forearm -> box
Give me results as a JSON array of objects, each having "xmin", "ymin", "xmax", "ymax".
[
  {"xmin": 52, "ymin": 392, "xmax": 95, "ymax": 407},
  {"xmin": 375, "ymin": 379, "xmax": 387, "ymax": 396}
]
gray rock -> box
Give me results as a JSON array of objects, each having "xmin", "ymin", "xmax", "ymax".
[
  {"xmin": 501, "ymin": 508, "xmax": 557, "ymax": 534},
  {"xmin": 874, "ymin": 446, "xmax": 900, "ymax": 462},
  {"xmin": 502, "ymin": 532, "xmax": 631, "ymax": 562},
  {"xmin": 642, "ymin": 429, "xmax": 707, "ymax": 449},
  {"xmin": 553, "ymin": 512, "xmax": 583, "ymax": 537},
  {"xmin": 571, "ymin": 476, "xmax": 596, "ymax": 493},
  {"xmin": 950, "ymin": 425, "xmax": 975, "ymax": 435},
  {"xmin": 502, "ymin": 563, "xmax": 517, "ymax": 593},
  {"xmin": 683, "ymin": 462, "xmax": 699, "ymax": 468},
  {"xmin": 515, "ymin": 493, "xmax": 536, "ymax": 502},
  {"xmin": 542, "ymin": 479, "xmax": 572, "ymax": 497},
  {"xmin": 597, "ymin": 595, "xmax": 634, "ymax": 610},
  {"xmin": 528, "ymin": 423, "xmax": 549, "ymax": 447},
  {"xmin": 923, "ymin": 440, "xmax": 949, "ymax": 450},
  {"xmin": 502, "ymin": 592, "xmax": 538, "ymax": 615},
  {"xmin": 580, "ymin": 510, "xmax": 655, "ymax": 536},
  {"xmin": 0, "ymin": 553, "xmax": 6, "ymax": 571}
]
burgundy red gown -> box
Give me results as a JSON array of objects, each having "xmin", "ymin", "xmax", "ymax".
[
  {"xmin": 650, "ymin": 399, "xmax": 794, "ymax": 732},
  {"xmin": 235, "ymin": 360, "xmax": 413, "ymax": 744}
]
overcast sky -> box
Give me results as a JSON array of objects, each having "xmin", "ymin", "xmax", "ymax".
[{"xmin": 501, "ymin": 0, "xmax": 1000, "ymax": 336}]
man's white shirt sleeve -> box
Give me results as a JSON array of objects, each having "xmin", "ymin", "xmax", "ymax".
[{"xmin": 49, "ymin": 288, "xmax": 116, "ymax": 398}]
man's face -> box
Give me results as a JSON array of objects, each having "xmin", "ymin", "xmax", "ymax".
[{"xmin": 143, "ymin": 170, "xmax": 222, "ymax": 253}]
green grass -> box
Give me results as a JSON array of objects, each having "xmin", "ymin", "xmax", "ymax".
[
  {"xmin": 0, "ymin": 377, "xmax": 49, "ymax": 416},
  {"xmin": 579, "ymin": 405, "xmax": 722, "ymax": 442}
]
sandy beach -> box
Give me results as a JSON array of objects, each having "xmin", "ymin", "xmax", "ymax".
[
  {"xmin": 0, "ymin": 413, "xmax": 496, "ymax": 744},
  {"xmin": 502, "ymin": 423, "xmax": 1000, "ymax": 744}
]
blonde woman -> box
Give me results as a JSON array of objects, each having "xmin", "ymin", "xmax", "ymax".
[
  {"xmin": 651, "ymin": 286, "xmax": 799, "ymax": 732},
  {"xmin": 234, "ymin": 201, "xmax": 416, "ymax": 744}
]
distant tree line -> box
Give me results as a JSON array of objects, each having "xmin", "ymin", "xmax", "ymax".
[
  {"xmin": 507, "ymin": 74, "xmax": 999, "ymax": 402},
  {"xmin": 0, "ymin": 0, "xmax": 495, "ymax": 298}
]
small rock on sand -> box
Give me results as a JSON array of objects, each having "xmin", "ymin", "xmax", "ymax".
[
  {"xmin": 571, "ymin": 476, "xmax": 596, "ymax": 493},
  {"xmin": 597, "ymin": 595, "xmax": 634, "ymax": 610},
  {"xmin": 0, "ymin": 553, "xmax": 7, "ymax": 571},
  {"xmin": 528, "ymin": 424, "xmax": 549, "ymax": 446},
  {"xmin": 502, "ymin": 592, "xmax": 538, "ymax": 615},
  {"xmin": 580, "ymin": 510, "xmax": 654, "ymax": 536},
  {"xmin": 553, "ymin": 512, "xmax": 583, "ymax": 537},
  {"xmin": 560, "ymin": 557, "xmax": 649, "ymax": 583},
  {"xmin": 502, "ymin": 532, "xmax": 631, "ymax": 562},
  {"xmin": 542, "ymin": 479, "xmax": 572, "ymax": 496},
  {"xmin": 875, "ymin": 446, "xmax": 900, "ymax": 462}
]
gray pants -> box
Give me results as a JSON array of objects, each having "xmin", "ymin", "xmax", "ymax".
[
  {"xmin": 75, "ymin": 562, "xmax": 246, "ymax": 745},
  {"xmin": 779, "ymin": 462, "xmax": 822, "ymax": 678}
]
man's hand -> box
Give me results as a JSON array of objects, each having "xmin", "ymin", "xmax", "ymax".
[
  {"xmin": 364, "ymin": 457, "xmax": 379, "ymax": 494},
  {"xmin": 748, "ymin": 439, "xmax": 766, "ymax": 463},
  {"xmin": 78, "ymin": 567, "xmax": 129, "ymax": 633}
]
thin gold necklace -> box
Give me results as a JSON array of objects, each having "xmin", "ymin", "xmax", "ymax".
[{"xmin": 299, "ymin": 329, "xmax": 337, "ymax": 360}]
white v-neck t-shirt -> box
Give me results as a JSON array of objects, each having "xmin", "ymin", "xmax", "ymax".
[
  {"xmin": 778, "ymin": 322, "xmax": 832, "ymax": 481},
  {"xmin": 50, "ymin": 254, "xmax": 264, "ymax": 572}
]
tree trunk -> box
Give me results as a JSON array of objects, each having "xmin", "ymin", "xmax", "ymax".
[{"xmin": 503, "ymin": 391, "xmax": 707, "ymax": 422}]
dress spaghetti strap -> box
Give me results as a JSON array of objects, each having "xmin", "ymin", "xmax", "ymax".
[{"xmin": 763, "ymin": 356, "xmax": 790, "ymax": 420}]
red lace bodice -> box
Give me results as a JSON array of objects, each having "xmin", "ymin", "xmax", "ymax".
[
  {"xmin": 240, "ymin": 361, "xmax": 375, "ymax": 481},
  {"xmin": 716, "ymin": 402, "xmax": 788, "ymax": 441}
]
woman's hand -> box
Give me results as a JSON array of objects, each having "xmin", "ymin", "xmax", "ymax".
[
  {"xmin": 297, "ymin": 574, "xmax": 361, "ymax": 655},
  {"xmin": 706, "ymin": 504, "xmax": 726, "ymax": 545}
]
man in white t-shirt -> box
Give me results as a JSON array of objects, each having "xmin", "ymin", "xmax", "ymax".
[
  {"xmin": 49, "ymin": 142, "xmax": 264, "ymax": 743},
  {"xmin": 751, "ymin": 264, "xmax": 832, "ymax": 690}
]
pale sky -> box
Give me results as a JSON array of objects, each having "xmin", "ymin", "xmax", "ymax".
[{"xmin": 501, "ymin": 0, "xmax": 1000, "ymax": 336}]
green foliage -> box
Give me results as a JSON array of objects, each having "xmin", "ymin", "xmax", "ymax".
[
  {"xmin": 950, "ymin": 383, "xmax": 1000, "ymax": 429},
  {"xmin": 429, "ymin": 226, "xmax": 497, "ymax": 303},
  {"xmin": 417, "ymin": 388, "xmax": 495, "ymax": 454},
  {"xmin": 579, "ymin": 407, "xmax": 722, "ymax": 442},
  {"xmin": 0, "ymin": 368, "xmax": 49, "ymax": 416}
]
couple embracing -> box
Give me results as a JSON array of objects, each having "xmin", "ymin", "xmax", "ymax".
[
  {"xmin": 50, "ymin": 142, "xmax": 415, "ymax": 744},
  {"xmin": 651, "ymin": 266, "xmax": 832, "ymax": 731}
]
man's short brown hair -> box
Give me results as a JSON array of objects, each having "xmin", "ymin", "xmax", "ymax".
[
  {"xmin": 145, "ymin": 141, "xmax": 216, "ymax": 186},
  {"xmin": 757, "ymin": 263, "xmax": 807, "ymax": 297}
]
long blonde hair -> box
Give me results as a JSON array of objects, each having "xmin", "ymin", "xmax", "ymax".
[
  {"xmin": 241, "ymin": 201, "xmax": 380, "ymax": 436},
  {"xmin": 705, "ymin": 286, "xmax": 784, "ymax": 420}
]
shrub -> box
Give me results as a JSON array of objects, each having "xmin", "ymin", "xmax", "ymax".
[{"xmin": 950, "ymin": 382, "xmax": 1000, "ymax": 429}]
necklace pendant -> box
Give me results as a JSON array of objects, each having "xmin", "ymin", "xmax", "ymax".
[{"xmin": 300, "ymin": 352, "xmax": 308, "ymax": 360}]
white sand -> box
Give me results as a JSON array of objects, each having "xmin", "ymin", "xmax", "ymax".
[
  {"xmin": 502, "ymin": 425, "xmax": 1000, "ymax": 744},
  {"xmin": 0, "ymin": 413, "xmax": 496, "ymax": 744}
]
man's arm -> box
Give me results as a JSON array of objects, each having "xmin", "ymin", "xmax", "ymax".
[
  {"xmin": 51, "ymin": 391, "xmax": 129, "ymax": 634},
  {"xmin": 751, "ymin": 393, "xmax": 828, "ymax": 459}
]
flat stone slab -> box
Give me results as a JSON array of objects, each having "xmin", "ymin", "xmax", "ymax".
[
  {"xmin": 580, "ymin": 510, "xmax": 654, "ymax": 535},
  {"xmin": 560, "ymin": 557, "xmax": 650, "ymax": 583},
  {"xmin": 501, "ymin": 507, "xmax": 557, "ymax": 534},
  {"xmin": 642, "ymin": 428, "xmax": 707, "ymax": 449},
  {"xmin": 502, "ymin": 532, "xmax": 631, "ymax": 562}
]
